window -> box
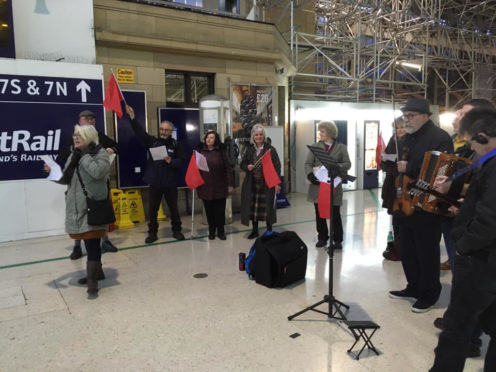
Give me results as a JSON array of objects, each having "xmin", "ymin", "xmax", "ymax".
[{"xmin": 166, "ymin": 71, "xmax": 215, "ymax": 107}]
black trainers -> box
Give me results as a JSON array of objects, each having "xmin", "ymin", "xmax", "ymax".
[
  {"xmin": 389, "ymin": 289, "xmax": 417, "ymax": 300},
  {"xmin": 145, "ymin": 233, "xmax": 158, "ymax": 244},
  {"xmin": 70, "ymin": 246, "xmax": 83, "ymax": 260},
  {"xmin": 316, "ymin": 240, "xmax": 327, "ymax": 248},
  {"xmin": 433, "ymin": 317, "xmax": 444, "ymax": 330},
  {"xmin": 411, "ymin": 299, "xmax": 436, "ymax": 313},
  {"xmin": 101, "ymin": 240, "xmax": 118, "ymax": 253},
  {"xmin": 173, "ymin": 231, "xmax": 185, "ymax": 241}
]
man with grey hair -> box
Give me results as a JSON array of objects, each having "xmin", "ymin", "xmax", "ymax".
[
  {"xmin": 125, "ymin": 105, "xmax": 185, "ymax": 243},
  {"xmin": 388, "ymin": 98, "xmax": 453, "ymax": 313}
]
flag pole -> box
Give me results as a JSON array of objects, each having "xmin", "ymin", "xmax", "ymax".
[
  {"xmin": 191, "ymin": 189, "xmax": 195, "ymax": 238},
  {"xmin": 109, "ymin": 68, "xmax": 127, "ymax": 105}
]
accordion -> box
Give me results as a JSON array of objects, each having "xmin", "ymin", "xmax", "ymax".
[{"xmin": 411, "ymin": 151, "xmax": 471, "ymax": 215}]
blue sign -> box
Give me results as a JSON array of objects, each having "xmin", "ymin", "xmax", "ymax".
[
  {"xmin": 0, "ymin": 73, "xmax": 104, "ymax": 182},
  {"xmin": 115, "ymin": 90, "xmax": 148, "ymax": 189}
]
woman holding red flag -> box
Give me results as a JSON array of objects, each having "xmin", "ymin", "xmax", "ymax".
[
  {"xmin": 240, "ymin": 124, "xmax": 282, "ymax": 239},
  {"xmin": 305, "ymin": 121, "xmax": 351, "ymax": 249},
  {"xmin": 196, "ymin": 131, "xmax": 234, "ymax": 240}
]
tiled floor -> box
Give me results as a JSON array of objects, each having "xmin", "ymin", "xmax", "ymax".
[{"xmin": 0, "ymin": 191, "xmax": 486, "ymax": 371}]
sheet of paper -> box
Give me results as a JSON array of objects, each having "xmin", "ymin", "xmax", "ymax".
[
  {"xmin": 382, "ymin": 153, "xmax": 397, "ymax": 162},
  {"xmin": 314, "ymin": 165, "xmax": 329, "ymax": 183},
  {"xmin": 314, "ymin": 165, "xmax": 342, "ymax": 187},
  {"xmin": 40, "ymin": 155, "xmax": 62, "ymax": 181},
  {"xmin": 194, "ymin": 150, "xmax": 209, "ymax": 172},
  {"xmin": 149, "ymin": 146, "xmax": 168, "ymax": 160},
  {"xmin": 108, "ymin": 153, "xmax": 116, "ymax": 164}
]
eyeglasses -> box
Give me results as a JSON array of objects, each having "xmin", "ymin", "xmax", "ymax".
[
  {"xmin": 402, "ymin": 113, "xmax": 421, "ymax": 120},
  {"xmin": 72, "ymin": 133, "xmax": 82, "ymax": 138}
]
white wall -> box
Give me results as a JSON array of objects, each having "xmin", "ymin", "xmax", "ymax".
[
  {"xmin": 12, "ymin": 0, "xmax": 95, "ymax": 64},
  {"xmin": 289, "ymin": 100, "xmax": 440, "ymax": 193}
]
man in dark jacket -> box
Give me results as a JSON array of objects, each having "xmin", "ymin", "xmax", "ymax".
[
  {"xmin": 125, "ymin": 105, "xmax": 185, "ymax": 243},
  {"xmin": 46, "ymin": 110, "xmax": 119, "ymax": 258},
  {"xmin": 430, "ymin": 108, "xmax": 496, "ymax": 372},
  {"xmin": 388, "ymin": 98, "xmax": 453, "ymax": 313}
]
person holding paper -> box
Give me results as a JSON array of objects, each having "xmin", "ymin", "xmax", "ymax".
[
  {"xmin": 240, "ymin": 124, "xmax": 281, "ymax": 239},
  {"xmin": 196, "ymin": 131, "xmax": 234, "ymax": 240},
  {"xmin": 125, "ymin": 105, "xmax": 185, "ymax": 244},
  {"xmin": 305, "ymin": 121, "xmax": 351, "ymax": 250},
  {"xmin": 44, "ymin": 110, "xmax": 119, "ymax": 259},
  {"xmin": 59, "ymin": 124, "xmax": 111, "ymax": 298}
]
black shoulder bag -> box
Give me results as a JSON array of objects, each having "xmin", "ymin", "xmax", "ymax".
[{"xmin": 76, "ymin": 167, "xmax": 116, "ymax": 226}]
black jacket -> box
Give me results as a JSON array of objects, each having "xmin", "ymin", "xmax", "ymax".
[
  {"xmin": 397, "ymin": 120, "xmax": 453, "ymax": 179},
  {"xmin": 129, "ymin": 118, "xmax": 184, "ymax": 188},
  {"xmin": 452, "ymin": 155, "xmax": 496, "ymax": 260}
]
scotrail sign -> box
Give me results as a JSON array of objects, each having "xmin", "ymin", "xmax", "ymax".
[{"xmin": 0, "ymin": 64, "xmax": 105, "ymax": 182}]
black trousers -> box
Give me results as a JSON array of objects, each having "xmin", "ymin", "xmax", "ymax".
[
  {"xmin": 398, "ymin": 211, "xmax": 442, "ymax": 303},
  {"xmin": 314, "ymin": 203, "xmax": 343, "ymax": 243},
  {"xmin": 430, "ymin": 254, "xmax": 496, "ymax": 372},
  {"xmin": 203, "ymin": 198, "xmax": 226, "ymax": 234},
  {"xmin": 148, "ymin": 186, "xmax": 182, "ymax": 233},
  {"xmin": 84, "ymin": 238, "xmax": 101, "ymax": 261}
]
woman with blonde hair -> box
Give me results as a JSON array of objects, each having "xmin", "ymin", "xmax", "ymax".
[
  {"xmin": 240, "ymin": 124, "xmax": 282, "ymax": 239},
  {"xmin": 305, "ymin": 121, "xmax": 351, "ymax": 249},
  {"xmin": 59, "ymin": 124, "xmax": 111, "ymax": 298}
]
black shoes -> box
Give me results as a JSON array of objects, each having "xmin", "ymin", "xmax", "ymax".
[
  {"xmin": 70, "ymin": 245, "xmax": 83, "ymax": 260},
  {"xmin": 333, "ymin": 241, "xmax": 343, "ymax": 250},
  {"xmin": 316, "ymin": 240, "xmax": 327, "ymax": 248},
  {"xmin": 389, "ymin": 289, "xmax": 417, "ymax": 300},
  {"xmin": 145, "ymin": 233, "xmax": 158, "ymax": 244},
  {"xmin": 173, "ymin": 231, "xmax": 185, "ymax": 241},
  {"xmin": 101, "ymin": 240, "xmax": 118, "ymax": 253},
  {"xmin": 411, "ymin": 299, "xmax": 436, "ymax": 313},
  {"xmin": 208, "ymin": 234, "xmax": 215, "ymax": 240},
  {"xmin": 218, "ymin": 233, "xmax": 226, "ymax": 240}
]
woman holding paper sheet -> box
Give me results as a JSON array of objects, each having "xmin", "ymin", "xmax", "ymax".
[
  {"xmin": 240, "ymin": 124, "xmax": 282, "ymax": 239},
  {"xmin": 196, "ymin": 131, "xmax": 234, "ymax": 240},
  {"xmin": 305, "ymin": 121, "xmax": 351, "ymax": 249}
]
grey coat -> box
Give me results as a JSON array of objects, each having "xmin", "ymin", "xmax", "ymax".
[
  {"xmin": 240, "ymin": 143, "xmax": 281, "ymax": 226},
  {"xmin": 63, "ymin": 148, "xmax": 111, "ymax": 234},
  {"xmin": 304, "ymin": 141, "xmax": 351, "ymax": 206}
]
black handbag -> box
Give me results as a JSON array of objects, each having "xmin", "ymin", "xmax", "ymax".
[{"xmin": 76, "ymin": 167, "xmax": 116, "ymax": 226}]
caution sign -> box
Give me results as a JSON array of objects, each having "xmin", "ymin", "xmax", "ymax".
[{"xmin": 116, "ymin": 68, "xmax": 135, "ymax": 84}]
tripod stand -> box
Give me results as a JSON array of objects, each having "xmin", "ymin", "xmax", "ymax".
[{"xmin": 288, "ymin": 145, "xmax": 356, "ymax": 321}]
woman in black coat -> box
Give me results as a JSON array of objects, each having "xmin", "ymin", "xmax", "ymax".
[
  {"xmin": 240, "ymin": 124, "xmax": 281, "ymax": 239},
  {"xmin": 196, "ymin": 131, "xmax": 234, "ymax": 240}
]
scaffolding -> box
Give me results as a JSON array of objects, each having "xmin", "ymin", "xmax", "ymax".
[{"xmin": 261, "ymin": 0, "xmax": 496, "ymax": 107}]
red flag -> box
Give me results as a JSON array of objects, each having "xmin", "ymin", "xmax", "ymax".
[
  {"xmin": 317, "ymin": 182, "xmax": 332, "ymax": 219},
  {"xmin": 103, "ymin": 73, "xmax": 124, "ymax": 118},
  {"xmin": 376, "ymin": 132, "xmax": 386, "ymax": 171},
  {"xmin": 185, "ymin": 153, "xmax": 204, "ymax": 190},
  {"xmin": 260, "ymin": 150, "xmax": 281, "ymax": 188}
]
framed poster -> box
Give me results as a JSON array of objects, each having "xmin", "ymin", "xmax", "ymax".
[{"xmin": 231, "ymin": 84, "xmax": 272, "ymax": 155}]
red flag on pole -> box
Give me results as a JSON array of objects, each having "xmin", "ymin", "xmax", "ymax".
[
  {"xmin": 260, "ymin": 150, "xmax": 281, "ymax": 188},
  {"xmin": 376, "ymin": 132, "xmax": 386, "ymax": 171},
  {"xmin": 185, "ymin": 152, "xmax": 205, "ymax": 189},
  {"xmin": 317, "ymin": 182, "xmax": 332, "ymax": 219},
  {"xmin": 103, "ymin": 72, "xmax": 124, "ymax": 118}
]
